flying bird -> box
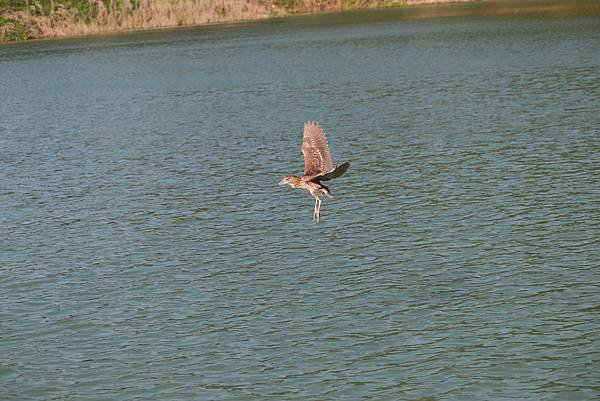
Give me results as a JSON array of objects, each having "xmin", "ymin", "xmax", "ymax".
[{"xmin": 279, "ymin": 121, "xmax": 350, "ymax": 222}]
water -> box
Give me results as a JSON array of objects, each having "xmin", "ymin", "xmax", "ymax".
[{"xmin": 1, "ymin": 1, "xmax": 600, "ymax": 400}]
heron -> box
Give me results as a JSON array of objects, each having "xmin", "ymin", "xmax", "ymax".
[{"xmin": 278, "ymin": 121, "xmax": 350, "ymax": 222}]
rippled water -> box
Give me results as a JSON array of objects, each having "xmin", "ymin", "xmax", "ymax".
[{"xmin": 2, "ymin": 2, "xmax": 600, "ymax": 400}]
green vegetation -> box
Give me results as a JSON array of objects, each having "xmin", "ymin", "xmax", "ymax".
[
  {"xmin": 0, "ymin": 0, "xmax": 436, "ymax": 42},
  {"xmin": 0, "ymin": 15, "xmax": 28, "ymax": 40},
  {"xmin": 0, "ymin": 0, "xmax": 274, "ymax": 41},
  {"xmin": 1, "ymin": 0, "xmax": 89, "ymax": 15},
  {"xmin": 272, "ymin": 0, "xmax": 304, "ymax": 12},
  {"xmin": 1, "ymin": 0, "xmax": 29, "ymax": 11}
]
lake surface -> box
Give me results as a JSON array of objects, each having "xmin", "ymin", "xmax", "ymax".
[{"xmin": 1, "ymin": 1, "xmax": 599, "ymax": 400}]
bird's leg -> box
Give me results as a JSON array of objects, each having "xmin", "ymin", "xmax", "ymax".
[
  {"xmin": 316, "ymin": 198, "xmax": 321, "ymax": 222},
  {"xmin": 313, "ymin": 198, "xmax": 318, "ymax": 220}
]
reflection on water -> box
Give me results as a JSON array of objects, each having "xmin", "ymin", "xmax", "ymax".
[{"xmin": 1, "ymin": 1, "xmax": 599, "ymax": 400}]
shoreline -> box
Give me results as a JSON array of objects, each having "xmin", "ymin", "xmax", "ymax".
[
  {"xmin": 1, "ymin": 0, "xmax": 597, "ymax": 43},
  {"xmin": 1, "ymin": 0, "xmax": 480, "ymax": 43}
]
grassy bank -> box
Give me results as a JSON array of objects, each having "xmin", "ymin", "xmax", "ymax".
[{"xmin": 0, "ymin": 0, "xmax": 475, "ymax": 42}]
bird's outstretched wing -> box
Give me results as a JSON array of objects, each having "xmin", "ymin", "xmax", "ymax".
[
  {"xmin": 301, "ymin": 121, "xmax": 333, "ymax": 177},
  {"xmin": 308, "ymin": 161, "xmax": 350, "ymax": 182}
]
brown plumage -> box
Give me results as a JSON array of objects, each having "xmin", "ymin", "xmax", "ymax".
[{"xmin": 279, "ymin": 121, "xmax": 350, "ymax": 221}]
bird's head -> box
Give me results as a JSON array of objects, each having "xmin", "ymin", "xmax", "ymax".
[{"xmin": 278, "ymin": 175, "xmax": 300, "ymax": 188}]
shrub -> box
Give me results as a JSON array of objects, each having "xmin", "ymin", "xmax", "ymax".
[{"xmin": 0, "ymin": 16, "xmax": 29, "ymax": 40}]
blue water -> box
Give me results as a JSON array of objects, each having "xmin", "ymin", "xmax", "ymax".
[{"xmin": 1, "ymin": 2, "xmax": 599, "ymax": 400}]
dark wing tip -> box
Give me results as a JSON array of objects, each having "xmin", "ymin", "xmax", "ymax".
[
  {"xmin": 336, "ymin": 161, "xmax": 350, "ymax": 176},
  {"xmin": 314, "ymin": 161, "xmax": 350, "ymax": 181}
]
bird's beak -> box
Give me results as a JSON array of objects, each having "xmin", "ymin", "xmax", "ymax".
[{"xmin": 278, "ymin": 179, "xmax": 286, "ymax": 186}]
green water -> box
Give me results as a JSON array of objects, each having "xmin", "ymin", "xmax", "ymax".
[{"xmin": 1, "ymin": 1, "xmax": 599, "ymax": 400}]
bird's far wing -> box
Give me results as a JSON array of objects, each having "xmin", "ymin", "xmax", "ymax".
[
  {"xmin": 301, "ymin": 121, "xmax": 333, "ymax": 177},
  {"xmin": 309, "ymin": 161, "xmax": 350, "ymax": 182}
]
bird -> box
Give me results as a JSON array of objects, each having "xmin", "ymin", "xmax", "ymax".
[{"xmin": 279, "ymin": 121, "xmax": 350, "ymax": 222}]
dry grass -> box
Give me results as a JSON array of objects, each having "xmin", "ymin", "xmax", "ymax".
[
  {"xmin": 1, "ymin": 0, "xmax": 483, "ymax": 40},
  {"xmin": 5, "ymin": 0, "xmax": 278, "ymax": 39}
]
